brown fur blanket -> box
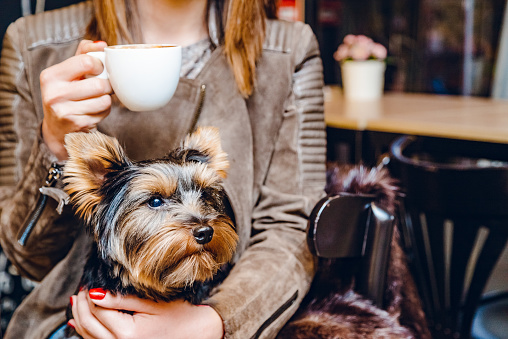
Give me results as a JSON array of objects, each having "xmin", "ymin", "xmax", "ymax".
[{"xmin": 277, "ymin": 164, "xmax": 431, "ymax": 339}]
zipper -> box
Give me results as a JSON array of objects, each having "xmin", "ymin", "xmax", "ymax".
[
  {"xmin": 189, "ymin": 84, "xmax": 206, "ymax": 133},
  {"xmin": 250, "ymin": 290, "xmax": 298, "ymax": 339},
  {"xmin": 18, "ymin": 163, "xmax": 64, "ymax": 246}
]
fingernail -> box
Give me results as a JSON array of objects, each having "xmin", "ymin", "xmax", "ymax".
[
  {"xmin": 70, "ymin": 296, "xmax": 73, "ymax": 306},
  {"xmin": 79, "ymin": 286, "xmax": 84, "ymax": 292},
  {"xmin": 67, "ymin": 321, "xmax": 75, "ymax": 329},
  {"xmin": 89, "ymin": 288, "xmax": 106, "ymax": 300},
  {"xmin": 93, "ymin": 40, "xmax": 104, "ymax": 43}
]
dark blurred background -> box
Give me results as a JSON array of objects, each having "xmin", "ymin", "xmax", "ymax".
[
  {"xmin": 305, "ymin": 0, "xmax": 507, "ymax": 97},
  {"xmin": 0, "ymin": 0, "xmax": 83, "ymax": 55}
]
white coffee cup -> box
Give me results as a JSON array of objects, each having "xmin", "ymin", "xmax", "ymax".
[{"xmin": 87, "ymin": 44, "xmax": 182, "ymax": 112}]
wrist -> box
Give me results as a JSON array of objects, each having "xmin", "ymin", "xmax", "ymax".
[{"xmin": 42, "ymin": 121, "xmax": 68, "ymax": 161}]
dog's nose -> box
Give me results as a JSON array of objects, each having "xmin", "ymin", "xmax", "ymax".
[{"xmin": 193, "ymin": 226, "xmax": 214, "ymax": 245}]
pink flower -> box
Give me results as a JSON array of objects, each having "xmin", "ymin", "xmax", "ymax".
[
  {"xmin": 371, "ymin": 43, "xmax": 388, "ymax": 60},
  {"xmin": 333, "ymin": 44, "xmax": 350, "ymax": 61},
  {"xmin": 343, "ymin": 34, "xmax": 357, "ymax": 46},
  {"xmin": 333, "ymin": 34, "xmax": 387, "ymax": 62},
  {"xmin": 349, "ymin": 44, "xmax": 371, "ymax": 60},
  {"xmin": 356, "ymin": 35, "xmax": 374, "ymax": 45}
]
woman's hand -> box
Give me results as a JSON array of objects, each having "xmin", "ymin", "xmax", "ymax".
[
  {"xmin": 68, "ymin": 289, "xmax": 224, "ymax": 339},
  {"xmin": 41, "ymin": 40, "xmax": 113, "ymax": 160}
]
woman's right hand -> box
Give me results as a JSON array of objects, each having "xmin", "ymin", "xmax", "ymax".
[{"xmin": 41, "ymin": 40, "xmax": 113, "ymax": 161}]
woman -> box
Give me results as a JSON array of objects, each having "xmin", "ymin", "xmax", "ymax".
[{"xmin": 0, "ymin": 0, "xmax": 326, "ymax": 338}]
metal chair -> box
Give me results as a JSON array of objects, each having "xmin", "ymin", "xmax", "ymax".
[{"xmin": 389, "ymin": 135, "xmax": 508, "ymax": 339}]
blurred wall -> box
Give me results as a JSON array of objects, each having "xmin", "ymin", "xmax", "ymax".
[{"xmin": 306, "ymin": 0, "xmax": 506, "ymax": 97}]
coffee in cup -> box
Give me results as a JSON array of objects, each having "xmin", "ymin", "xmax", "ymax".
[{"xmin": 87, "ymin": 44, "xmax": 182, "ymax": 112}]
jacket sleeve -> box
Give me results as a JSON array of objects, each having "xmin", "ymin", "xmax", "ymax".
[
  {"xmin": 203, "ymin": 23, "xmax": 327, "ymax": 339},
  {"xmin": 0, "ymin": 20, "xmax": 78, "ymax": 282}
]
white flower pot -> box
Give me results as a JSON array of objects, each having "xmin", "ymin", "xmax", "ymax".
[{"xmin": 340, "ymin": 60, "xmax": 386, "ymax": 101}]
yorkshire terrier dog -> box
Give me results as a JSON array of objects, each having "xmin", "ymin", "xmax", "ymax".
[{"xmin": 62, "ymin": 127, "xmax": 238, "ymax": 333}]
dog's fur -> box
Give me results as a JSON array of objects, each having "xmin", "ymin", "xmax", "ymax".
[
  {"xmin": 63, "ymin": 127, "xmax": 238, "ymax": 320},
  {"xmin": 278, "ymin": 164, "xmax": 431, "ymax": 339}
]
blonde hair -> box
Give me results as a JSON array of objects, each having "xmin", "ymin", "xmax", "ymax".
[{"xmin": 86, "ymin": 0, "xmax": 278, "ymax": 97}]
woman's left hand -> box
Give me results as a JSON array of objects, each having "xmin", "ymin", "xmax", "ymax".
[{"xmin": 69, "ymin": 289, "xmax": 224, "ymax": 339}]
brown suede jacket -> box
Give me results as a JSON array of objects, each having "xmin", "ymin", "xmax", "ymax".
[{"xmin": 0, "ymin": 2, "xmax": 326, "ymax": 338}]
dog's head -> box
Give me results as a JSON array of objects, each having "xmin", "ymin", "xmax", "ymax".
[{"xmin": 63, "ymin": 127, "xmax": 238, "ymax": 296}]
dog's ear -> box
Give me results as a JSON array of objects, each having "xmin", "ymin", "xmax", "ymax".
[
  {"xmin": 183, "ymin": 126, "xmax": 229, "ymax": 178},
  {"xmin": 63, "ymin": 131, "xmax": 130, "ymax": 221}
]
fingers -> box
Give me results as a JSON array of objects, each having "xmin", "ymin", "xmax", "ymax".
[
  {"xmin": 44, "ymin": 76, "xmax": 112, "ymax": 104},
  {"xmin": 71, "ymin": 292, "xmax": 115, "ymax": 339},
  {"xmin": 88, "ymin": 302, "xmax": 136, "ymax": 338},
  {"xmin": 41, "ymin": 54, "xmax": 107, "ymax": 83},
  {"xmin": 79, "ymin": 290, "xmax": 224, "ymax": 339},
  {"xmin": 85, "ymin": 290, "xmax": 140, "ymax": 339},
  {"xmin": 68, "ymin": 96, "xmax": 112, "ymax": 119},
  {"xmin": 43, "ymin": 95, "xmax": 111, "ymax": 130},
  {"xmin": 40, "ymin": 39, "xmax": 113, "ymax": 161},
  {"xmin": 41, "ymin": 39, "xmax": 108, "ymax": 83},
  {"xmin": 88, "ymin": 289, "xmax": 160, "ymax": 314},
  {"xmin": 41, "ymin": 93, "xmax": 111, "ymax": 160},
  {"xmin": 76, "ymin": 39, "xmax": 108, "ymax": 56},
  {"xmin": 51, "ymin": 98, "xmax": 111, "ymax": 126}
]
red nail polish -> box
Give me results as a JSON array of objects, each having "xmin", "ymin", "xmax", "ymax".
[
  {"xmin": 67, "ymin": 321, "xmax": 75, "ymax": 329},
  {"xmin": 89, "ymin": 288, "xmax": 106, "ymax": 300},
  {"xmin": 70, "ymin": 296, "xmax": 73, "ymax": 306},
  {"xmin": 93, "ymin": 40, "xmax": 104, "ymax": 43}
]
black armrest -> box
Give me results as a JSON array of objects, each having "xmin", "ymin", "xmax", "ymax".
[{"xmin": 307, "ymin": 194, "xmax": 395, "ymax": 308}]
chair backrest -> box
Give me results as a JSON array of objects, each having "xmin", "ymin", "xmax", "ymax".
[
  {"xmin": 389, "ymin": 135, "xmax": 508, "ymax": 339},
  {"xmin": 307, "ymin": 194, "xmax": 395, "ymax": 307}
]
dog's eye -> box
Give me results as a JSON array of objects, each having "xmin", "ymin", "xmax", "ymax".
[{"xmin": 148, "ymin": 197, "xmax": 163, "ymax": 208}]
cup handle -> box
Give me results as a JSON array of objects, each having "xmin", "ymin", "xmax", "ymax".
[{"xmin": 86, "ymin": 51, "xmax": 108, "ymax": 79}]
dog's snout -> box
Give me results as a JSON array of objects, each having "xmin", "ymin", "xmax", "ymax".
[{"xmin": 193, "ymin": 226, "xmax": 214, "ymax": 245}]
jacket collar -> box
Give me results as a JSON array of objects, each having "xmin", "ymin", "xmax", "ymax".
[{"xmin": 208, "ymin": 2, "xmax": 220, "ymax": 47}]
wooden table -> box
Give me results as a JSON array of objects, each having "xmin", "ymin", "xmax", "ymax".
[{"xmin": 324, "ymin": 86, "xmax": 508, "ymax": 164}]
